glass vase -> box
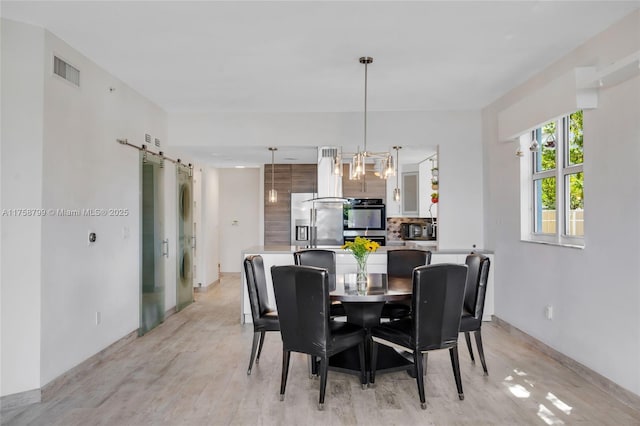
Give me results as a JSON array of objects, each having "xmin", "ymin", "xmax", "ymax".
[{"xmin": 355, "ymin": 254, "xmax": 368, "ymax": 293}]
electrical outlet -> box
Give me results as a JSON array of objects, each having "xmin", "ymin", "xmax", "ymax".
[
  {"xmin": 96, "ymin": 311, "xmax": 101, "ymax": 325},
  {"xmin": 544, "ymin": 305, "xmax": 553, "ymax": 320}
]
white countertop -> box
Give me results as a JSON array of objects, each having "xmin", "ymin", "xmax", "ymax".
[{"xmin": 242, "ymin": 245, "xmax": 493, "ymax": 255}]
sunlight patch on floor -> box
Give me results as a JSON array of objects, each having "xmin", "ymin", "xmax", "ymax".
[
  {"xmin": 514, "ymin": 368, "xmax": 528, "ymax": 376},
  {"xmin": 538, "ymin": 404, "xmax": 565, "ymax": 425},
  {"xmin": 504, "ymin": 368, "xmax": 572, "ymax": 423},
  {"xmin": 546, "ymin": 392, "xmax": 572, "ymax": 415},
  {"xmin": 508, "ymin": 383, "xmax": 531, "ymax": 398}
]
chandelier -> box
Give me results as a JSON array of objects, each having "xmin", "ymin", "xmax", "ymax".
[{"xmin": 332, "ymin": 57, "xmax": 395, "ymax": 180}]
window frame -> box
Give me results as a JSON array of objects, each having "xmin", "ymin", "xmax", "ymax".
[{"xmin": 522, "ymin": 113, "xmax": 584, "ymax": 247}]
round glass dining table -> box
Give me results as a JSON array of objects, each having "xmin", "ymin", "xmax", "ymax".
[
  {"xmin": 331, "ymin": 273, "xmax": 412, "ymax": 302},
  {"xmin": 328, "ymin": 273, "xmax": 414, "ymax": 380}
]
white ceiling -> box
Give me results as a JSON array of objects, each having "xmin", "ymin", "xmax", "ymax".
[{"xmin": 3, "ymin": 1, "xmax": 639, "ymax": 166}]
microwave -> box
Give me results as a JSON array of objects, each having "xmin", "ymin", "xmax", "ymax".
[
  {"xmin": 343, "ymin": 199, "xmax": 386, "ymax": 231},
  {"xmin": 401, "ymin": 223, "xmax": 423, "ymax": 239}
]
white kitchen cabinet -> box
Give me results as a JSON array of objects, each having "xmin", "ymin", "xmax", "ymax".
[
  {"xmin": 405, "ymin": 241, "xmax": 438, "ymax": 251},
  {"xmin": 402, "ymin": 172, "xmax": 419, "ymax": 216},
  {"xmin": 431, "ymin": 254, "xmax": 460, "ymax": 264}
]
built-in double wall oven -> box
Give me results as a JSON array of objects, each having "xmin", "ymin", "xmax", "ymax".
[{"xmin": 343, "ymin": 198, "xmax": 386, "ymax": 246}]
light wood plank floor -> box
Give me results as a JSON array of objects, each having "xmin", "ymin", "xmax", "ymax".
[{"xmin": 3, "ymin": 273, "xmax": 640, "ymax": 425}]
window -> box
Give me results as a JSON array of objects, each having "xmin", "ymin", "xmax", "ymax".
[{"xmin": 524, "ymin": 111, "xmax": 584, "ymax": 246}]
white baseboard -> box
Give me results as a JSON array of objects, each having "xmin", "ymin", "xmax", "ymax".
[{"xmin": 195, "ymin": 278, "xmax": 220, "ymax": 293}]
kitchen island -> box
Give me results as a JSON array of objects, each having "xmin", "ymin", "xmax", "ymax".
[{"xmin": 240, "ymin": 245, "xmax": 494, "ymax": 324}]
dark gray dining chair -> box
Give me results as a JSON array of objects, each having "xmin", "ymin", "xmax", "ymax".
[
  {"xmin": 293, "ymin": 249, "xmax": 345, "ymax": 317},
  {"xmin": 271, "ymin": 265, "xmax": 367, "ymax": 410},
  {"xmin": 459, "ymin": 253, "xmax": 491, "ymax": 375},
  {"xmin": 243, "ymin": 255, "xmax": 280, "ymax": 375},
  {"xmin": 370, "ymin": 263, "xmax": 468, "ymax": 409},
  {"xmin": 381, "ymin": 249, "xmax": 432, "ymax": 320}
]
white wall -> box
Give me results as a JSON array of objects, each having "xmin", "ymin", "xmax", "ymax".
[
  {"xmin": 192, "ymin": 166, "xmax": 220, "ymax": 288},
  {"xmin": 482, "ymin": 10, "xmax": 640, "ymax": 396},
  {"xmin": 218, "ymin": 169, "xmax": 260, "ymax": 273},
  {"xmin": 201, "ymin": 167, "xmax": 220, "ymax": 286},
  {"xmin": 1, "ymin": 19, "xmax": 44, "ymax": 398},
  {"xmin": 170, "ymin": 110, "xmax": 483, "ymax": 250},
  {"xmin": 0, "ymin": 19, "xmax": 178, "ymax": 397},
  {"xmin": 39, "ymin": 29, "xmax": 169, "ymax": 386}
]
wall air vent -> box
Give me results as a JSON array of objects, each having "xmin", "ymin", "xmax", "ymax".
[
  {"xmin": 53, "ymin": 56, "xmax": 80, "ymax": 86},
  {"xmin": 321, "ymin": 147, "xmax": 338, "ymax": 158}
]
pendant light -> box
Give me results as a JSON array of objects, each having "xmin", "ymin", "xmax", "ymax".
[
  {"xmin": 337, "ymin": 56, "xmax": 394, "ymax": 180},
  {"xmin": 333, "ymin": 149, "xmax": 343, "ymax": 177},
  {"xmin": 393, "ymin": 146, "xmax": 401, "ymax": 202},
  {"xmin": 383, "ymin": 153, "xmax": 395, "ymax": 179},
  {"xmin": 268, "ymin": 147, "xmax": 278, "ymax": 203}
]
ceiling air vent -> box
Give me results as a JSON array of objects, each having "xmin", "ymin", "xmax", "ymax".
[{"xmin": 53, "ymin": 56, "xmax": 80, "ymax": 86}]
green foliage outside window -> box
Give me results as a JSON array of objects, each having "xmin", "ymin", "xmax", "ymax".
[
  {"xmin": 540, "ymin": 121, "xmax": 556, "ymax": 209},
  {"xmin": 568, "ymin": 111, "xmax": 584, "ymax": 209},
  {"xmin": 538, "ymin": 110, "xmax": 583, "ymax": 210}
]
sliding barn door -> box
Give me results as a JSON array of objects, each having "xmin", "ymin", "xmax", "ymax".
[{"xmin": 140, "ymin": 153, "xmax": 165, "ymax": 335}]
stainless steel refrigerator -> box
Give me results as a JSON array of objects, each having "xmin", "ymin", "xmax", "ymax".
[
  {"xmin": 291, "ymin": 193, "xmax": 315, "ymax": 246},
  {"xmin": 291, "ymin": 194, "xmax": 345, "ymax": 247}
]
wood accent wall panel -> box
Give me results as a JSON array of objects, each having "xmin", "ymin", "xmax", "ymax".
[
  {"xmin": 341, "ymin": 164, "xmax": 387, "ymax": 201},
  {"xmin": 291, "ymin": 164, "xmax": 317, "ymax": 193},
  {"xmin": 264, "ymin": 164, "xmax": 317, "ymax": 245},
  {"xmin": 264, "ymin": 164, "xmax": 291, "ymax": 245}
]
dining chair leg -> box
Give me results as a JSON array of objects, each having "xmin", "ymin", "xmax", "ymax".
[
  {"xmin": 369, "ymin": 341, "xmax": 378, "ymax": 386},
  {"xmin": 474, "ymin": 329, "xmax": 488, "ymax": 375},
  {"xmin": 255, "ymin": 331, "xmax": 266, "ymax": 364},
  {"xmin": 358, "ymin": 341, "xmax": 367, "ymax": 388},
  {"xmin": 423, "ymin": 352, "xmax": 429, "ymax": 376},
  {"xmin": 247, "ymin": 332, "xmax": 260, "ymax": 375},
  {"xmin": 307, "ymin": 355, "xmax": 317, "ymax": 379},
  {"xmin": 464, "ymin": 331, "xmax": 475, "ymax": 363},
  {"xmin": 318, "ymin": 357, "xmax": 329, "ymax": 410},
  {"xmin": 279, "ymin": 350, "xmax": 291, "ymax": 401},
  {"xmin": 414, "ymin": 351, "xmax": 427, "ymax": 410},
  {"xmin": 449, "ymin": 346, "xmax": 464, "ymax": 400},
  {"xmin": 313, "ymin": 356, "xmax": 319, "ymax": 376}
]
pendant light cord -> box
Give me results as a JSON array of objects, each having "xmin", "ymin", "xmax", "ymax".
[
  {"xmin": 396, "ymin": 147, "xmax": 400, "ymax": 188},
  {"xmin": 364, "ymin": 61, "xmax": 368, "ymax": 153}
]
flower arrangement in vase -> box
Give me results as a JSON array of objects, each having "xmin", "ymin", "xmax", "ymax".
[{"xmin": 341, "ymin": 236, "xmax": 380, "ymax": 288}]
